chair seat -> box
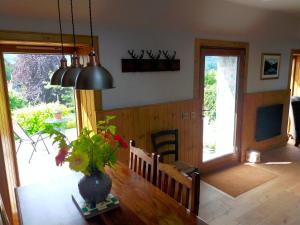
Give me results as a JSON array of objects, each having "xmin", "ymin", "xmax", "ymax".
[{"xmin": 173, "ymin": 160, "xmax": 199, "ymax": 177}]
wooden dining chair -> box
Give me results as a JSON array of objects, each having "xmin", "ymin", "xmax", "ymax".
[
  {"xmin": 129, "ymin": 140, "xmax": 157, "ymax": 185},
  {"xmin": 151, "ymin": 129, "xmax": 178, "ymax": 163},
  {"xmin": 0, "ymin": 194, "xmax": 10, "ymax": 225},
  {"xmin": 156, "ymin": 159, "xmax": 200, "ymax": 215}
]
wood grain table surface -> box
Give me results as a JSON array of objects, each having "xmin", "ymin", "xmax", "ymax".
[{"xmin": 15, "ymin": 162, "xmax": 207, "ymax": 225}]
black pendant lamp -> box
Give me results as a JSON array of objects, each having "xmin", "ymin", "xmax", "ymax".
[
  {"xmin": 51, "ymin": 0, "xmax": 68, "ymax": 85},
  {"xmin": 75, "ymin": 0, "xmax": 114, "ymax": 90},
  {"xmin": 61, "ymin": 0, "xmax": 82, "ymax": 87}
]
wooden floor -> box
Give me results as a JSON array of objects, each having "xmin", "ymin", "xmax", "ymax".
[{"xmin": 198, "ymin": 143, "xmax": 300, "ymax": 225}]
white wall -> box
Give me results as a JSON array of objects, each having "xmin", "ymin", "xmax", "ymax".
[
  {"xmin": 0, "ymin": 0, "xmax": 300, "ymax": 109},
  {"xmin": 99, "ymin": 28, "xmax": 195, "ymax": 109}
]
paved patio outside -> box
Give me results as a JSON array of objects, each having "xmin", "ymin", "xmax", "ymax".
[{"xmin": 16, "ymin": 128, "xmax": 78, "ymax": 186}]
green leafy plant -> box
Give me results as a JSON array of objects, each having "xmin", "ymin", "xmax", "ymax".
[
  {"xmin": 14, "ymin": 103, "xmax": 71, "ymax": 135},
  {"xmin": 45, "ymin": 116, "xmax": 128, "ymax": 176}
]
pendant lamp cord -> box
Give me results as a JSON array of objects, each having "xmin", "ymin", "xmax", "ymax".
[
  {"xmin": 88, "ymin": 0, "xmax": 94, "ymax": 49},
  {"xmin": 70, "ymin": 0, "xmax": 76, "ymax": 52},
  {"xmin": 58, "ymin": 0, "xmax": 64, "ymax": 56}
]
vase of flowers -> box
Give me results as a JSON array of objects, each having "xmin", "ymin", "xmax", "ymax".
[{"xmin": 46, "ymin": 116, "xmax": 128, "ymax": 207}]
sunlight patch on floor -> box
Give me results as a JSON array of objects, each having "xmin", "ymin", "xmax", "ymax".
[{"xmin": 264, "ymin": 161, "xmax": 292, "ymax": 165}]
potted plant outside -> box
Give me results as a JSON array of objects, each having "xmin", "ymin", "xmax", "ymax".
[{"xmin": 54, "ymin": 110, "xmax": 62, "ymax": 120}]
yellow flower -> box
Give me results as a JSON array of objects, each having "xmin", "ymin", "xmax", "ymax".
[{"xmin": 68, "ymin": 152, "xmax": 89, "ymax": 173}]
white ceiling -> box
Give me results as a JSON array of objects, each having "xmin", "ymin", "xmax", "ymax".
[
  {"xmin": 0, "ymin": 0, "xmax": 299, "ymax": 29},
  {"xmin": 220, "ymin": 0, "xmax": 300, "ymax": 15}
]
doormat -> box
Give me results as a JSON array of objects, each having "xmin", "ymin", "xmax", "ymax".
[{"xmin": 202, "ymin": 164, "xmax": 277, "ymax": 197}]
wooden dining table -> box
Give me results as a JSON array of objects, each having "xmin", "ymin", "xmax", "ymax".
[{"xmin": 15, "ymin": 162, "xmax": 207, "ymax": 225}]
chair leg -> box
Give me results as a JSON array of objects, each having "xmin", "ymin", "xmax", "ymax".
[
  {"xmin": 16, "ymin": 141, "xmax": 22, "ymax": 153},
  {"xmin": 29, "ymin": 141, "xmax": 38, "ymax": 163},
  {"xmin": 28, "ymin": 145, "xmax": 37, "ymax": 163},
  {"xmin": 41, "ymin": 138, "xmax": 50, "ymax": 154}
]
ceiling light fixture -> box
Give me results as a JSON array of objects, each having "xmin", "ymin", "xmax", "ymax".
[
  {"xmin": 51, "ymin": 0, "xmax": 68, "ymax": 85},
  {"xmin": 61, "ymin": 0, "xmax": 82, "ymax": 87},
  {"xmin": 75, "ymin": 0, "xmax": 114, "ymax": 90}
]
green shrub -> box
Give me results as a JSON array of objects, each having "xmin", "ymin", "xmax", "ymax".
[
  {"xmin": 204, "ymin": 69, "xmax": 217, "ymax": 123},
  {"xmin": 67, "ymin": 107, "xmax": 75, "ymax": 114},
  {"xmin": 9, "ymin": 90, "xmax": 28, "ymax": 111},
  {"xmin": 14, "ymin": 103, "xmax": 71, "ymax": 135},
  {"xmin": 65, "ymin": 119, "xmax": 77, "ymax": 129}
]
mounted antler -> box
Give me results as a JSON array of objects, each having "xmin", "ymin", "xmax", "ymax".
[
  {"xmin": 139, "ymin": 50, "xmax": 145, "ymax": 59},
  {"xmin": 162, "ymin": 50, "xmax": 176, "ymax": 60},
  {"xmin": 128, "ymin": 50, "xmax": 138, "ymax": 59},
  {"xmin": 146, "ymin": 50, "xmax": 161, "ymax": 60},
  {"xmin": 128, "ymin": 50, "xmax": 144, "ymax": 59}
]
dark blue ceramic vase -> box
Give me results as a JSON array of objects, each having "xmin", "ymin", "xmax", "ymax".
[{"xmin": 78, "ymin": 172, "xmax": 112, "ymax": 207}]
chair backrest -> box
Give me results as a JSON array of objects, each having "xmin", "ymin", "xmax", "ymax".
[
  {"xmin": 12, "ymin": 121, "xmax": 31, "ymax": 141},
  {"xmin": 151, "ymin": 129, "xmax": 178, "ymax": 163},
  {"xmin": 129, "ymin": 140, "xmax": 157, "ymax": 185},
  {"xmin": 156, "ymin": 160, "xmax": 200, "ymax": 215},
  {"xmin": 0, "ymin": 194, "xmax": 10, "ymax": 225}
]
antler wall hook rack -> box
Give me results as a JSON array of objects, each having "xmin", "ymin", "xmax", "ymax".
[
  {"xmin": 162, "ymin": 50, "xmax": 176, "ymax": 60},
  {"xmin": 146, "ymin": 50, "xmax": 162, "ymax": 60},
  {"xmin": 128, "ymin": 50, "xmax": 144, "ymax": 60},
  {"xmin": 122, "ymin": 49, "xmax": 180, "ymax": 72}
]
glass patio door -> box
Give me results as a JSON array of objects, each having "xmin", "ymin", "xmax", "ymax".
[{"xmin": 200, "ymin": 48, "xmax": 245, "ymax": 164}]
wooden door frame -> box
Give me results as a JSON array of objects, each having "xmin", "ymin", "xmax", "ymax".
[
  {"xmin": 194, "ymin": 39, "xmax": 249, "ymax": 172},
  {"xmin": 0, "ymin": 30, "xmax": 101, "ymax": 225},
  {"xmin": 288, "ymin": 49, "xmax": 300, "ymax": 95},
  {"xmin": 287, "ymin": 49, "xmax": 300, "ymax": 135}
]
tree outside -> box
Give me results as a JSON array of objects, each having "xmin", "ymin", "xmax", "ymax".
[
  {"xmin": 5, "ymin": 53, "xmax": 76, "ymax": 135},
  {"xmin": 9, "ymin": 54, "xmax": 73, "ymax": 105},
  {"xmin": 4, "ymin": 59, "xmax": 12, "ymax": 82}
]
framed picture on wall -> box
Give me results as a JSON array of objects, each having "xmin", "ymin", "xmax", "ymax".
[{"xmin": 260, "ymin": 53, "xmax": 281, "ymax": 80}]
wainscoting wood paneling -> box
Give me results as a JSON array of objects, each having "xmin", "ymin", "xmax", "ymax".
[
  {"xmin": 97, "ymin": 90, "xmax": 290, "ymax": 168},
  {"xmin": 97, "ymin": 100, "xmax": 202, "ymax": 167},
  {"xmin": 241, "ymin": 89, "xmax": 290, "ymax": 162}
]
